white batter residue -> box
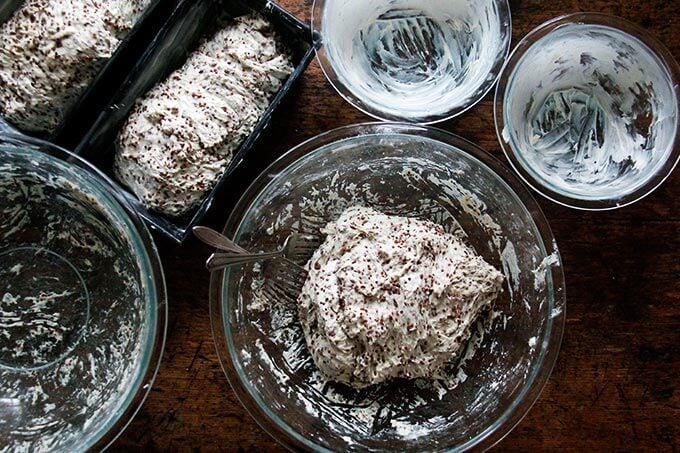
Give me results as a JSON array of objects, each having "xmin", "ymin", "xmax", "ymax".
[
  {"xmin": 532, "ymin": 250, "xmax": 560, "ymax": 291},
  {"xmin": 504, "ymin": 24, "xmax": 678, "ymax": 199},
  {"xmin": 297, "ymin": 206, "xmax": 504, "ymax": 388},
  {"xmin": 321, "ymin": 0, "xmax": 509, "ymax": 120},
  {"xmin": 115, "ymin": 13, "xmax": 293, "ymax": 217},
  {"xmin": 0, "ymin": 0, "xmax": 152, "ymax": 133},
  {"xmin": 0, "ymin": 146, "xmax": 152, "ymax": 452}
]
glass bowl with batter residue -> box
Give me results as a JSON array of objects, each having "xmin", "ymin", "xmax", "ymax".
[
  {"xmin": 312, "ymin": 0, "xmax": 512, "ymax": 124},
  {"xmin": 495, "ymin": 13, "xmax": 680, "ymax": 210},
  {"xmin": 210, "ymin": 123, "xmax": 566, "ymax": 451},
  {"xmin": 0, "ymin": 132, "xmax": 166, "ymax": 451}
]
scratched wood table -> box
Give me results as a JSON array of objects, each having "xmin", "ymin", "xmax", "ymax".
[{"xmin": 111, "ymin": 0, "xmax": 680, "ymax": 451}]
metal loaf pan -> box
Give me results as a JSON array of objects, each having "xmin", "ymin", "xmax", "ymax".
[
  {"xmin": 73, "ymin": 0, "xmax": 317, "ymax": 242},
  {"xmin": 0, "ymin": 0, "xmax": 23, "ymax": 24},
  {"xmin": 0, "ymin": 0, "xmax": 177, "ymax": 142}
]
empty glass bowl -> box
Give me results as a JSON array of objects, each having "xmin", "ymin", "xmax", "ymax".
[
  {"xmin": 312, "ymin": 0, "xmax": 512, "ymax": 124},
  {"xmin": 495, "ymin": 13, "xmax": 680, "ymax": 210},
  {"xmin": 210, "ymin": 123, "xmax": 566, "ymax": 451},
  {"xmin": 0, "ymin": 132, "xmax": 166, "ymax": 450}
]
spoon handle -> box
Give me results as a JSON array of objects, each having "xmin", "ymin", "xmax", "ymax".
[
  {"xmin": 193, "ymin": 226, "xmax": 249, "ymax": 254},
  {"xmin": 206, "ymin": 251, "xmax": 282, "ymax": 272}
]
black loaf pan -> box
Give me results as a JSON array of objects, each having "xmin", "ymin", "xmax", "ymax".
[
  {"xmin": 0, "ymin": 0, "xmax": 179, "ymax": 142},
  {"xmin": 69, "ymin": 0, "xmax": 317, "ymax": 243}
]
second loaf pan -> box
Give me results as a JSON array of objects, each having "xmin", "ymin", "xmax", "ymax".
[{"xmin": 74, "ymin": 0, "xmax": 317, "ymax": 242}]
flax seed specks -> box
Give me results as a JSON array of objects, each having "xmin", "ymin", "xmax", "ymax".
[
  {"xmin": 0, "ymin": 0, "xmax": 152, "ymax": 133},
  {"xmin": 114, "ymin": 14, "xmax": 293, "ymax": 217}
]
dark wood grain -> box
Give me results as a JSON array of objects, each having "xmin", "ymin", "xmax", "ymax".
[{"xmin": 111, "ymin": 0, "xmax": 680, "ymax": 451}]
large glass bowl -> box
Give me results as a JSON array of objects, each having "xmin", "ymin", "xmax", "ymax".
[
  {"xmin": 210, "ymin": 123, "xmax": 566, "ymax": 451},
  {"xmin": 312, "ymin": 0, "xmax": 512, "ymax": 124},
  {"xmin": 494, "ymin": 13, "xmax": 680, "ymax": 210},
  {"xmin": 0, "ymin": 131, "xmax": 167, "ymax": 451}
]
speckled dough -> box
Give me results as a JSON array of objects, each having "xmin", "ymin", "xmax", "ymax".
[
  {"xmin": 298, "ymin": 206, "xmax": 505, "ymax": 388},
  {"xmin": 114, "ymin": 14, "xmax": 294, "ymax": 217},
  {"xmin": 0, "ymin": 0, "xmax": 152, "ymax": 133}
]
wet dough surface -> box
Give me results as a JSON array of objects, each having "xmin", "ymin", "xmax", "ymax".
[{"xmin": 298, "ymin": 206, "xmax": 504, "ymax": 388}]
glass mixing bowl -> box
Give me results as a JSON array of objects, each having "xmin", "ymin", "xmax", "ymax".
[
  {"xmin": 210, "ymin": 123, "xmax": 566, "ymax": 451},
  {"xmin": 0, "ymin": 131, "xmax": 167, "ymax": 451},
  {"xmin": 312, "ymin": 0, "xmax": 511, "ymax": 124},
  {"xmin": 494, "ymin": 13, "xmax": 680, "ymax": 210}
]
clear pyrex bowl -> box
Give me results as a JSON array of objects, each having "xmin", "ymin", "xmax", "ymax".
[
  {"xmin": 312, "ymin": 0, "xmax": 512, "ymax": 124},
  {"xmin": 494, "ymin": 13, "xmax": 680, "ymax": 210},
  {"xmin": 0, "ymin": 131, "xmax": 167, "ymax": 451},
  {"xmin": 210, "ymin": 123, "xmax": 566, "ymax": 451}
]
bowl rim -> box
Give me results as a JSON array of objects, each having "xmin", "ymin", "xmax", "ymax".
[
  {"xmin": 493, "ymin": 12, "xmax": 680, "ymax": 211},
  {"xmin": 209, "ymin": 122, "xmax": 567, "ymax": 452},
  {"xmin": 0, "ymin": 131, "xmax": 168, "ymax": 452},
  {"xmin": 310, "ymin": 0, "xmax": 513, "ymax": 125}
]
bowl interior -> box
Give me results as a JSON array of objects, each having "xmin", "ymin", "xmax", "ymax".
[
  {"xmin": 497, "ymin": 14, "xmax": 679, "ymax": 209},
  {"xmin": 217, "ymin": 126, "xmax": 565, "ymax": 451},
  {"xmin": 0, "ymin": 141, "xmax": 162, "ymax": 450},
  {"xmin": 313, "ymin": 0, "xmax": 511, "ymax": 123}
]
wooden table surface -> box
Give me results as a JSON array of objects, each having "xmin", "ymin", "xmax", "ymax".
[{"xmin": 112, "ymin": 0, "xmax": 680, "ymax": 451}]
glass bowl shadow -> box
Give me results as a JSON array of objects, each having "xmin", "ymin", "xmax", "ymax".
[
  {"xmin": 311, "ymin": 0, "xmax": 512, "ymax": 124},
  {"xmin": 210, "ymin": 123, "xmax": 566, "ymax": 451},
  {"xmin": 0, "ymin": 132, "xmax": 167, "ymax": 451},
  {"xmin": 494, "ymin": 13, "xmax": 680, "ymax": 210}
]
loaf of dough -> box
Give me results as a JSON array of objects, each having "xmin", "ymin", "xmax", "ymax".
[
  {"xmin": 0, "ymin": 0, "xmax": 152, "ymax": 133},
  {"xmin": 114, "ymin": 14, "xmax": 294, "ymax": 217},
  {"xmin": 298, "ymin": 206, "xmax": 504, "ymax": 388}
]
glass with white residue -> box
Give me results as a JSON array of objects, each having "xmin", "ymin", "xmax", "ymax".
[
  {"xmin": 312, "ymin": 0, "xmax": 511, "ymax": 123},
  {"xmin": 0, "ymin": 133, "xmax": 166, "ymax": 451},
  {"xmin": 495, "ymin": 13, "xmax": 680, "ymax": 210},
  {"xmin": 210, "ymin": 123, "xmax": 566, "ymax": 451}
]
